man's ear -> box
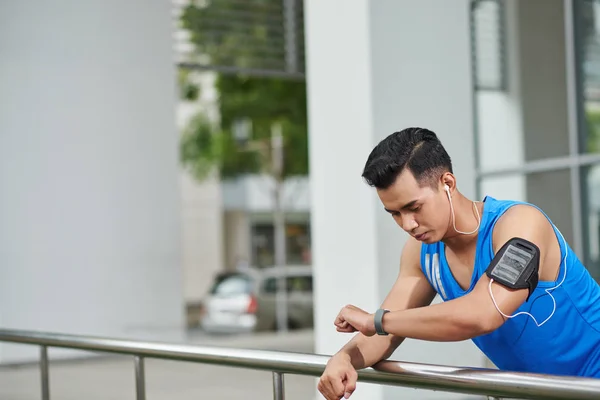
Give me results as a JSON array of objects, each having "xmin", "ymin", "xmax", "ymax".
[{"xmin": 440, "ymin": 172, "xmax": 456, "ymax": 192}]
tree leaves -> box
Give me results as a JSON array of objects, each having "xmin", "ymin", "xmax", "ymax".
[{"xmin": 178, "ymin": 0, "xmax": 309, "ymax": 182}]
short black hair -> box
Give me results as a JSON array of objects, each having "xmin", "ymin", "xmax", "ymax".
[{"xmin": 362, "ymin": 127, "xmax": 453, "ymax": 189}]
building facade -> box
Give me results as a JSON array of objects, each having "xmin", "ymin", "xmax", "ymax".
[{"xmin": 305, "ymin": 0, "xmax": 600, "ymax": 399}]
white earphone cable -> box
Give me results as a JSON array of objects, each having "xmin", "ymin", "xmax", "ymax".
[
  {"xmin": 488, "ymin": 227, "xmax": 568, "ymax": 327},
  {"xmin": 445, "ymin": 185, "xmax": 480, "ymax": 235}
]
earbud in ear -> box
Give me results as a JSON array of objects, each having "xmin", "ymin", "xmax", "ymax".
[{"xmin": 444, "ymin": 184, "xmax": 450, "ymax": 192}]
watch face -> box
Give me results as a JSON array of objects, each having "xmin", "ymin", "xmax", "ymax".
[{"xmin": 492, "ymin": 243, "xmax": 534, "ymax": 285}]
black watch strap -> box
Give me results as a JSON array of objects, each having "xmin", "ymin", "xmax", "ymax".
[{"xmin": 374, "ymin": 308, "xmax": 390, "ymax": 335}]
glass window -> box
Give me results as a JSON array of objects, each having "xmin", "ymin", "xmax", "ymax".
[
  {"xmin": 252, "ymin": 224, "xmax": 275, "ymax": 268},
  {"xmin": 288, "ymin": 276, "xmax": 313, "ymax": 293},
  {"xmin": 250, "ymin": 222, "xmax": 311, "ymax": 268},
  {"xmin": 262, "ymin": 276, "xmax": 313, "ymax": 294},
  {"xmin": 474, "ymin": 0, "xmax": 572, "ymax": 167},
  {"xmin": 576, "ymin": 0, "xmax": 600, "ymax": 154},
  {"xmin": 263, "ymin": 277, "xmax": 278, "ymax": 294},
  {"xmin": 581, "ymin": 165, "xmax": 600, "ymax": 280}
]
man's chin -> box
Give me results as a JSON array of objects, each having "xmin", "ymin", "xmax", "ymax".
[{"xmin": 418, "ymin": 231, "xmax": 439, "ymax": 244}]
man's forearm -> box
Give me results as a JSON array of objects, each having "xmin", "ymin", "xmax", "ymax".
[
  {"xmin": 381, "ymin": 298, "xmax": 488, "ymax": 341},
  {"xmin": 336, "ymin": 334, "xmax": 404, "ymax": 369}
]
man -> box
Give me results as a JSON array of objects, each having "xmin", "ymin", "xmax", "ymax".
[{"xmin": 318, "ymin": 128, "xmax": 600, "ymax": 400}]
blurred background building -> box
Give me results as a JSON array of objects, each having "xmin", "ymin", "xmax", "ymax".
[{"xmin": 1, "ymin": 0, "xmax": 599, "ymax": 399}]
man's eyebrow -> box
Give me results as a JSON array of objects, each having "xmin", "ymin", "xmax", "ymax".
[{"xmin": 384, "ymin": 200, "xmax": 418, "ymax": 213}]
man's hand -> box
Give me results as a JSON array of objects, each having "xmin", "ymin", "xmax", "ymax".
[
  {"xmin": 334, "ymin": 305, "xmax": 376, "ymax": 336},
  {"xmin": 318, "ymin": 354, "xmax": 358, "ymax": 399}
]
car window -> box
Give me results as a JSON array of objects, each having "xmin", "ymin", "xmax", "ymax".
[{"xmin": 210, "ymin": 274, "xmax": 252, "ymax": 296}]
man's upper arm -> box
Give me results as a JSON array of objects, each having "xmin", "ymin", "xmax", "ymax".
[
  {"xmin": 468, "ymin": 205, "xmax": 552, "ymax": 332},
  {"xmin": 380, "ymin": 237, "xmax": 437, "ymax": 312}
]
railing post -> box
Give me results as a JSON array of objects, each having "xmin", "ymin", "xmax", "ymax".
[
  {"xmin": 272, "ymin": 371, "xmax": 285, "ymax": 400},
  {"xmin": 134, "ymin": 356, "xmax": 146, "ymax": 400},
  {"xmin": 40, "ymin": 345, "xmax": 50, "ymax": 400}
]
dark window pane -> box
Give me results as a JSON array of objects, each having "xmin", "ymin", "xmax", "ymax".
[
  {"xmin": 581, "ymin": 165, "xmax": 600, "ymax": 280},
  {"xmin": 576, "ymin": 0, "xmax": 600, "ymax": 154}
]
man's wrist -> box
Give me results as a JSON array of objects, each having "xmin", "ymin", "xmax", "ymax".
[
  {"xmin": 374, "ymin": 308, "xmax": 390, "ymax": 335},
  {"xmin": 332, "ymin": 351, "xmax": 353, "ymax": 366}
]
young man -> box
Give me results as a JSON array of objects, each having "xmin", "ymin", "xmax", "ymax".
[{"xmin": 317, "ymin": 128, "xmax": 600, "ymax": 400}]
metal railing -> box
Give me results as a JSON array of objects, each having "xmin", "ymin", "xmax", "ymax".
[{"xmin": 0, "ymin": 329, "xmax": 600, "ymax": 400}]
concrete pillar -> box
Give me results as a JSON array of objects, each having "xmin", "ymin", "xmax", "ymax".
[
  {"xmin": 0, "ymin": 1, "xmax": 184, "ymax": 362},
  {"xmin": 305, "ymin": 1, "xmax": 484, "ymax": 399}
]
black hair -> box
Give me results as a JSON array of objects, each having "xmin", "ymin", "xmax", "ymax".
[{"xmin": 361, "ymin": 127, "xmax": 453, "ymax": 189}]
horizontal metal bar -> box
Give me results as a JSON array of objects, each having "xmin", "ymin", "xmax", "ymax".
[
  {"xmin": 177, "ymin": 63, "xmax": 305, "ymax": 79},
  {"xmin": 476, "ymin": 153, "xmax": 600, "ymax": 178},
  {"xmin": 1, "ymin": 329, "xmax": 600, "ymax": 399}
]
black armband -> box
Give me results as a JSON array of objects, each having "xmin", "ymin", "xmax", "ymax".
[{"xmin": 485, "ymin": 237, "xmax": 540, "ymax": 301}]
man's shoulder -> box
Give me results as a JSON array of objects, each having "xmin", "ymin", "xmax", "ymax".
[
  {"xmin": 400, "ymin": 236, "xmax": 425, "ymax": 269},
  {"xmin": 491, "ymin": 202, "xmax": 554, "ymax": 250},
  {"xmin": 402, "ymin": 236, "xmax": 422, "ymax": 257},
  {"xmin": 494, "ymin": 203, "xmax": 548, "ymax": 231}
]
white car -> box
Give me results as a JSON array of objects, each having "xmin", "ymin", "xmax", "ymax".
[{"xmin": 201, "ymin": 265, "xmax": 314, "ymax": 334}]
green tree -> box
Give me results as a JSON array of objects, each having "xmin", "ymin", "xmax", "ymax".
[{"xmin": 178, "ymin": 0, "xmax": 308, "ymax": 182}]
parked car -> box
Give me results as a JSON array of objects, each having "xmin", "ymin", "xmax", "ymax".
[{"xmin": 201, "ymin": 265, "xmax": 314, "ymax": 334}]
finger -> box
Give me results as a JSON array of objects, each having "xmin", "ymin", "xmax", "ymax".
[
  {"xmin": 330, "ymin": 377, "xmax": 345, "ymax": 400},
  {"xmin": 334, "ymin": 317, "xmax": 350, "ymax": 329},
  {"xmin": 336, "ymin": 322, "xmax": 356, "ymax": 332},
  {"xmin": 334, "ymin": 312, "xmax": 345, "ymax": 326},
  {"xmin": 320, "ymin": 377, "xmax": 339, "ymax": 400},
  {"xmin": 343, "ymin": 369, "xmax": 358, "ymax": 398},
  {"xmin": 318, "ymin": 378, "xmax": 332, "ymax": 399}
]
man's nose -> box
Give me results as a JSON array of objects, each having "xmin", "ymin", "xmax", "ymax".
[{"xmin": 401, "ymin": 216, "xmax": 418, "ymax": 232}]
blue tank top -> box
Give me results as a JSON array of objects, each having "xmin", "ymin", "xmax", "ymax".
[{"xmin": 420, "ymin": 196, "xmax": 600, "ymax": 377}]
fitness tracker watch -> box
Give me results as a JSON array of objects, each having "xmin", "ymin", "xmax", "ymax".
[{"xmin": 374, "ymin": 308, "xmax": 390, "ymax": 335}]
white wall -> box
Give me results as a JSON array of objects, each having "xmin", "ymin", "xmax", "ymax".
[
  {"xmin": 305, "ymin": 1, "xmax": 484, "ymax": 399},
  {"xmin": 0, "ymin": 1, "xmax": 184, "ymax": 362}
]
